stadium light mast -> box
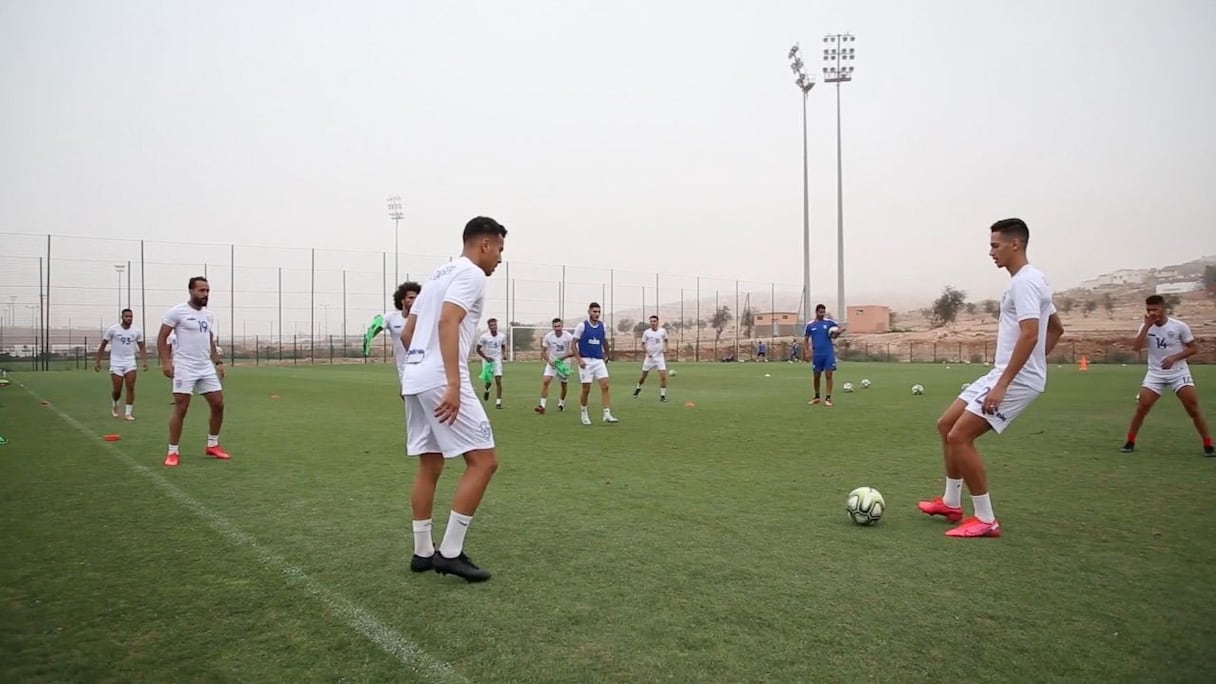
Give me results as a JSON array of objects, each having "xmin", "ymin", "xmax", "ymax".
[
  {"xmin": 823, "ymin": 33, "xmax": 855, "ymax": 324},
  {"xmin": 387, "ymin": 195, "xmax": 404, "ymax": 284},
  {"xmin": 113, "ymin": 264, "xmax": 126, "ymax": 314},
  {"xmin": 788, "ymin": 43, "xmax": 816, "ymax": 326}
]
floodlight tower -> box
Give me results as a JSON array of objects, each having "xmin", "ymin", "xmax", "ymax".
[
  {"xmin": 387, "ymin": 195, "xmax": 404, "ymax": 284},
  {"xmin": 113, "ymin": 264, "xmax": 126, "ymax": 313},
  {"xmin": 788, "ymin": 43, "xmax": 816, "ymax": 326},
  {"xmin": 823, "ymin": 33, "xmax": 855, "ymax": 324}
]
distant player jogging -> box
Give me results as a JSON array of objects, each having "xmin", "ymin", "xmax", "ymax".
[
  {"xmin": 96, "ymin": 308, "xmax": 148, "ymax": 420},
  {"xmin": 632, "ymin": 315, "xmax": 669, "ymax": 402}
]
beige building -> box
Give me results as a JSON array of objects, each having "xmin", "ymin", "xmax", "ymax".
[{"xmin": 845, "ymin": 305, "xmax": 891, "ymax": 333}]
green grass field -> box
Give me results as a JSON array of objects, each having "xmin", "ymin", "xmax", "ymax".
[{"xmin": 3, "ymin": 360, "xmax": 1215, "ymax": 683}]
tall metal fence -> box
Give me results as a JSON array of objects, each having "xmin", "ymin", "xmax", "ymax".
[{"xmin": 0, "ymin": 232, "xmax": 807, "ymax": 368}]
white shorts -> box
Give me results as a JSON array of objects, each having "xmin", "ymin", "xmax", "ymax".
[
  {"xmin": 172, "ymin": 372, "xmax": 222, "ymax": 395},
  {"xmin": 543, "ymin": 363, "xmax": 570, "ymax": 381},
  {"xmin": 959, "ymin": 368, "xmax": 1041, "ymax": 434},
  {"xmin": 642, "ymin": 355, "xmax": 667, "ymax": 372},
  {"xmin": 404, "ymin": 384, "xmax": 495, "ymax": 458},
  {"xmin": 482, "ymin": 359, "xmax": 503, "ymax": 378},
  {"xmin": 578, "ymin": 358, "xmax": 609, "ymax": 384},
  {"xmin": 1142, "ymin": 370, "xmax": 1195, "ymax": 396},
  {"xmin": 110, "ymin": 362, "xmax": 137, "ymax": 377}
]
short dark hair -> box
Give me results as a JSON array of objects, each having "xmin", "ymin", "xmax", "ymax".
[
  {"xmin": 649, "ymin": 315, "xmax": 658, "ymax": 321},
  {"xmin": 463, "ymin": 216, "xmax": 508, "ymax": 243},
  {"xmin": 121, "ymin": 308, "xmax": 132, "ymax": 315},
  {"xmin": 990, "ymin": 218, "xmax": 1030, "ymax": 246},
  {"xmin": 188, "ymin": 276, "xmax": 208, "ymax": 290},
  {"xmin": 588, "ymin": 302, "xmax": 601, "ymax": 310},
  {"xmin": 1145, "ymin": 294, "xmax": 1166, "ymax": 306},
  {"xmin": 393, "ymin": 281, "xmax": 421, "ymax": 311},
  {"xmin": 487, "ymin": 318, "xmax": 498, "ymax": 324},
  {"xmin": 815, "ymin": 303, "xmax": 826, "ymax": 311},
  {"xmin": 552, "ymin": 317, "xmax": 562, "ymax": 324}
]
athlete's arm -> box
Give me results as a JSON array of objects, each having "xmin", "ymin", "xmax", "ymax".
[
  {"xmin": 996, "ymin": 318, "xmax": 1039, "ymax": 389},
  {"xmin": 438, "ymin": 303, "xmax": 467, "ymax": 388},
  {"xmin": 157, "ymin": 324, "xmax": 174, "ymax": 377},
  {"xmin": 401, "ymin": 314, "xmax": 417, "ymax": 349},
  {"xmin": 138, "ymin": 339, "xmax": 148, "ymax": 370},
  {"xmin": 210, "ymin": 329, "xmax": 225, "ymax": 378},
  {"xmin": 1132, "ymin": 316, "xmax": 1153, "ymax": 352},
  {"xmin": 95, "ymin": 338, "xmax": 108, "ymax": 372},
  {"xmin": 1044, "ymin": 313, "xmax": 1065, "ymax": 356},
  {"xmin": 570, "ymin": 328, "xmax": 583, "ymax": 365},
  {"xmin": 476, "ymin": 340, "xmax": 490, "ymax": 361},
  {"xmin": 1172, "ymin": 339, "xmax": 1198, "ymax": 365}
]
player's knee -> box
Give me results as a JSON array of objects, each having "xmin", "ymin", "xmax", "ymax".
[
  {"xmin": 945, "ymin": 426, "xmax": 972, "ymax": 448},
  {"xmin": 936, "ymin": 415, "xmax": 955, "ymax": 438}
]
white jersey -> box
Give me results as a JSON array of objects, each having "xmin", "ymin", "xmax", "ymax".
[
  {"xmin": 478, "ymin": 332, "xmax": 506, "ymax": 361},
  {"xmin": 641, "ymin": 327, "xmax": 667, "ymax": 357},
  {"xmin": 401, "ymin": 257, "xmax": 487, "ymax": 395},
  {"xmin": 384, "ymin": 310, "xmax": 408, "ymax": 373},
  {"xmin": 104, "ymin": 324, "xmax": 143, "ymax": 364},
  {"xmin": 162, "ymin": 303, "xmax": 216, "ymax": 377},
  {"xmin": 542, "ymin": 330, "xmax": 574, "ymax": 362},
  {"xmin": 994, "ymin": 264, "xmax": 1055, "ymax": 392},
  {"xmin": 1145, "ymin": 318, "xmax": 1193, "ymax": 375}
]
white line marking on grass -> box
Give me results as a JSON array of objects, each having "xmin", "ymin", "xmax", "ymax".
[{"xmin": 30, "ymin": 389, "xmax": 467, "ymax": 684}]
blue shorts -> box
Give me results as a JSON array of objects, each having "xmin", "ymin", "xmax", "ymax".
[{"xmin": 812, "ymin": 356, "xmax": 836, "ymax": 373}]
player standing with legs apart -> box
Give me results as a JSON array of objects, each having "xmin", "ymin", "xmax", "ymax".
[
  {"xmin": 477, "ymin": 319, "xmax": 507, "ymax": 408},
  {"xmin": 803, "ymin": 304, "xmax": 841, "ymax": 406},
  {"xmin": 918, "ymin": 218, "xmax": 1065, "ymax": 537},
  {"xmin": 633, "ymin": 315, "xmax": 669, "ymax": 402},
  {"xmin": 536, "ymin": 317, "xmax": 574, "ymax": 414},
  {"xmin": 157, "ymin": 277, "xmax": 229, "ymax": 467},
  {"xmin": 96, "ymin": 308, "xmax": 147, "ymax": 420},
  {"xmin": 400, "ymin": 217, "xmax": 507, "ymax": 582},
  {"xmin": 1121, "ymin": 295, "xmax": 1214, "ymax": 456},
  {"xmin": 571, "ymin": 302, "xmax": 619, "ymax": 425},
  {"xmin": 363, "ymin": 281, "xmax": 421, "ymax": 390}
]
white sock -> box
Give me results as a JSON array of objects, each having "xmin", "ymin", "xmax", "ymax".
[
  {"xmin": 580, "ymin": 405, "xmax": 588, "ymax": 414},
  {"xmin": 558, "ymin": 399, "xmax": 565, "ymax": 407},
  {"xmin": 168, "ymin": 444, "xmax": 180, "ymax": 454},
  {"xmin": 972, "ymin": 493, "xmax": 995, "ymax": 523},
  {"xmin": 539, "ymin": 397, "xmax": 547, "ymax": 408},
  {"xmin": 495, "ymin": 398, "xmax": 501, "ymax": 406},
  {"xmin": 207, "ymin": 434, "xmax": 219, "ymax": 448},
  {"xmin": 125, "ymin": 404, "xmax": 133, "ymax": 416},
  {"xmin": 660, "ymin": 388, "xmax": 667, "ymax": 397},
  {"xmin": 943, "ymin": 478, "xmax": 964, "ymax": 508},
  {"xmin": 412, "ymin": 519, "xmax": 434, "ymax": 557},
  {"xmin": 112, "ymin": 398, "xmax": 119, "ymax": 407},
  {"xmin": 439, "ymin": 511, "xmax": 473, "ymax": 558},
  {"xmin": 603, "ymin": 407, "xmax": 612, "ymax": 417}
]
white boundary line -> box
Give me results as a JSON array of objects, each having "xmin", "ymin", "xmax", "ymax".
[{"xmin": 28, "ymin": 388, "xmax": 467, "ymax": 684}]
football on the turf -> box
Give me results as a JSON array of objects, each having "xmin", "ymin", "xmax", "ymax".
[
  {"xmin": 845, "ymin": 486, "xmax": 885, "ymax": 525},
  {"xmin": 912, "ymin": 384, "xmax": 925, "ymax": 395},
  {"xmin": 842, "ymin": 382, "xmax": 854, "ymax": 392},
  {"xmin": 860, "ymin": 378, "xmax": 871, "ymax": 389},
  {"xmin": 670, "ymin": 369, "xmax": 677, "ymax": 377}
]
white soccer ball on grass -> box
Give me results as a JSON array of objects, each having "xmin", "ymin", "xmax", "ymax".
[
  {"xmin": 846, "ymin": 486, "xmax": 885, "ymax": 525},
  {"xmin": 843, "ymin": 382, "xmax": 854, "ymax": 393},
  {"xmin": 912, "ymin": 383, "xmax": 925, "ymax": 395},
  {"xmin": 860, "ymin": 378, "xmax": 871, "ymax": 389}
]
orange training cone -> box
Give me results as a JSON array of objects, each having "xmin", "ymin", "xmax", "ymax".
[{"xmin": 1078, "ymin": 355, "xmax": 1089, "ymax": 372}]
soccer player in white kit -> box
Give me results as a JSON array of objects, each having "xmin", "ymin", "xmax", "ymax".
[
  {"xmin": 95, "ymin": 308, "xmax": 147, "ymax": 420},
  {"xmin": 917, "ymin": 219, "xmax": 1065, "ymax": 537},
  {"xmin": 400, "ymin": 216, "xmax": 507, "ymax": 582},
  {"xmin": 1121, "ymin": 294, "xmax": 1213, "ymax": 456},
  {"xmin": 535, "ymin": 317, "xmax": 574, "ymax": 414},
  {"xmin": 476, "ymin": 318, "xmax": 507, "ymax": 408},
  {"xmin": 632, "ymin": 315, "xmax": 669, "ymax": 402},
  {"xmin": 367, "ymin": 281, "xmax": 421, "ymax": 392},
  {"xmin": 157, "ymin": 277, "xmax": 229, "ymax": 467}
]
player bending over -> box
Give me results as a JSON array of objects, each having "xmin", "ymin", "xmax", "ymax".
[
  {"xmin": 158, "ymin": 277, "xmax": 229, "ymax": 467},
  {"xmin": 803, "ymin": 304, "xmax": 841, "ymax": 406},
  {"xmin": 477, "ymin": 318, "xmax": 507, "ymax": 408},
  {"xmin": 632, "ymin": 315, "xmax": 669, "ymax": 402},
  {"xmin": 1121, "ymin": 294, "xmax": 1213, "ymax": 456},
  {"xmin": 401, "ymin": 216, "xmax": 507, "ymax": 582},
  {"xmin": 96, "ymin": 308, "xmax": 148, "ymax": 420},
  {"xmin": 571, "ymin": 302, "xmax": 619, "ymax": 425},
  {"xmin": 918, "ymin": 218, "xmax": 1064, "ymax": 537},
  {"xmin": 536, "ymin": 317, "xmax": 574, "ymax": 414}
]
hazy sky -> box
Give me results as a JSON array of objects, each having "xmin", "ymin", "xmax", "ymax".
[{"xmin": 3, "ymin": 0, "xmax": 1215, "ymax": 332}]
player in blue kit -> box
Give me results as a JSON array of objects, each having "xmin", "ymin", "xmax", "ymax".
[
  {"xmin": 570, "ymin": 302, "xmax": 620, "ymax": 425},
  {"xmin": 803, "ymin": 304, "xmax": 841, "ymax": 407}
]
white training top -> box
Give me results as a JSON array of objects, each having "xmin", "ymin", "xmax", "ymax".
[
  {"xmin": 478, "ymin": 332, "xmax": 506, "ymax": 361},
  {"xmin": 401, "ymin": 256, "xmax": 487, "ymax": 395},
  {"xmin": 641, "ymin": 327, "xmax": 667, "ymax": 357},
  {"xmin": 384, "ymin": 310, "xmax": 408, "ymax": 374},
  {"xmin": 1145, "ymin": 318, "xmax": 1193, "ymax": 375},
  {"xmin": 104, "ymin": 324, "xmax": 143, "ymax": 364},
  {"xmin": 163, "ymin": 303, "xmax": 216, "ymax": 376},
  {"xmin": 994, "ymin": 264, "xmax": 1056, "ymax": 393},
  {"xmin": 542, "ymin": 330, "xmax": 574, "ymax": 363}
]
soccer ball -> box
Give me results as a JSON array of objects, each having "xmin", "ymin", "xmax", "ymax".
[
  {"xmin": 843, "ymin": 382, "xmax": 854, "ymax": 393},
  {"xmin": 828, "ymin": 326, "xmax": 841, "ymax": 338},
  {"xmin": 670, "ymin": 369, "xmax": 677, "ymax": 377},
  {"xmin": 912, "ymin": 384, "xmax": 925, "ymax": 395},
  {"xmin": 845, "ymin": 486, "xmax": 885, "ymax": 525},
  {"xmin": 860, "ymin": 378, "xmax": 871, "ymax": 389}
]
